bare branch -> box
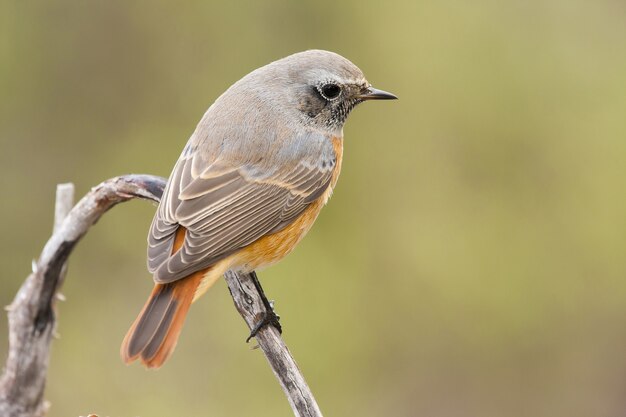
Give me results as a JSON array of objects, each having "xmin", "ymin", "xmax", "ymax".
[
  {"xmin": 0, "ymin": 175, "xmax": 166, "ymax": 417},
  {"xmin": 224, "ymin": 271, "xmax": 323, "ymax": 417},
  {"xmin": 0, "ymin": 174, "xmax": 323, "ymax": 417},
  {"xmin": 54, "ymin": 183, "xmax": 75, "ymax": 233},
  {"xmin": 52, "ymin": 183, "xmax": 75, "ymax": 299}
]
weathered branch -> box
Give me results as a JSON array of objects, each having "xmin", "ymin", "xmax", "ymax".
[
  {"xmin": 0, "ymin": 174, "xmax": 322, "ymax": 417},
  {"xmin": 0, "ymin": 175, "xmax": 165, "ymax": 417},
  {"xmin": 224, "ymin": 271, "xmax": 322, "ymax": 417}
]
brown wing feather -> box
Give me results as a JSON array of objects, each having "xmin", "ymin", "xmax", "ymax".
[{"xmin": 148, "ymin": 151, "xmax": 334, "ymax": 284}]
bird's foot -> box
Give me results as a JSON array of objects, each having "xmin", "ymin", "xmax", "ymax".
[{"xmin": 247, "ymin": 301, "xmax": 282, "ymax": 342}]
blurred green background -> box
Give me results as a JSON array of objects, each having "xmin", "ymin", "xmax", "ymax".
[{"xmin": 2, "ymin": 0, "xmax": 626, "ymax": 416}]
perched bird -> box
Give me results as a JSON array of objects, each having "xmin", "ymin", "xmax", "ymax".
[{"xmin": 121, "ymin": 50, "xmax": 396, "ymax": 368}]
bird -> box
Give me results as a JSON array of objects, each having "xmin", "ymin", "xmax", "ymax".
[{"xmin": 120, "ymin": 49, "xmax": 397, "ymax": 368}]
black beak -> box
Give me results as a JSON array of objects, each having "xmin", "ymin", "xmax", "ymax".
[{"xmin": 358, "ymin": 86, "xmax": 398, "ymax": 100}]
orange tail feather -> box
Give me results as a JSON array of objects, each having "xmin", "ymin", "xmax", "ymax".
[
  {"xmin": 120, "ymin": 271, "xmax": 204, "ymax": 368},
  {"xmin": 121, "ymin": 226, "xmax": 204, "ymax": 368}
]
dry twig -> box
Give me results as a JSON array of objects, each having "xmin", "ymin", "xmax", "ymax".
[{"xmin": 0, "ymin": 174, "xmax": 322, "ymax": 417}]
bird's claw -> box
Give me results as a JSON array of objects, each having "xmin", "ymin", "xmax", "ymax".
[{"xmin": 246, "ymin": 307, "xmax": 282, "ymax": 342}]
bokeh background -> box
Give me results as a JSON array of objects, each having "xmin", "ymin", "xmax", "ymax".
[{"xmin": 2, "ymin": 1, "xmax": 626, "ymax": 416}]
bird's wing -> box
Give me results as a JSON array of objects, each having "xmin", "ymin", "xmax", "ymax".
[{"xmin": 147, "ymin": 136, "xmax": 336, "ymax": 284}]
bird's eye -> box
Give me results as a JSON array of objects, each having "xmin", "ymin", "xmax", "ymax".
[{"xmin": 319, "ymin": 83, "xmax": 341, "ymax": 100}]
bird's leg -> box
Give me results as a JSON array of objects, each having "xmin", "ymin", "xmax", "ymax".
[{"xmin": 246, "ymin": 271, "xmax": 282, "ymax": 342}]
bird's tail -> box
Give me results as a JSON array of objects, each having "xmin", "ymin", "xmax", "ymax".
[{"xmin": 120, "ymin": 271, "xmax": 204, "ymax": 368}]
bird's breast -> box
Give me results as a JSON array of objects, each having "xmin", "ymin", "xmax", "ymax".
[{"xmin": 327, "ymin": 135, "xmax": 344, "ymax": 196}]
